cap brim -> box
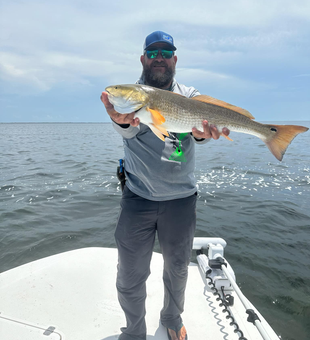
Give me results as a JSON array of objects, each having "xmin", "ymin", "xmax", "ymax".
[{"xmin": 144, "ymin": 41, "xmax": 177, "ymax": 51}]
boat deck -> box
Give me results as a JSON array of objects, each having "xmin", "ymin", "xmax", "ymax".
[{"xmin": 0, "ymin": 246, "xmax": 279, "ymax": 340}]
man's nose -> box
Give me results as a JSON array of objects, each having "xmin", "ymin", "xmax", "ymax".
[{"xmin": 155, "ymin": 51, "xmax": 164, "ymax": 60}]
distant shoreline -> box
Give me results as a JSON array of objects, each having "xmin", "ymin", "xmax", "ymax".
[{"xmin": 1, "ymin": 121, "xmax": 309, "ymax": 125}]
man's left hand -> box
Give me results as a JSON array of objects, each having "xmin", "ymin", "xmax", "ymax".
[{"xmin": 192, "ymin": 120, "xmax": 230, "ymax": 140}]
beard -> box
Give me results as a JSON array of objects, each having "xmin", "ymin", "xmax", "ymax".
[{"xmin": 142, "ymin": 62, "xmax": 175, "ymax": 88}]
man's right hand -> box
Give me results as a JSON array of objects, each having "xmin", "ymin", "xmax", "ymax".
[{"xmin": 101, "ymin": 92, "xmax": 140, "ymax": 126}]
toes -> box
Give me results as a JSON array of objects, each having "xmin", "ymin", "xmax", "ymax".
[
  {"xmin": 168, "ymin": 326, "xmax": 187, "ymax": 340},
  {"xmin": 179, "ymin": 325, "xmax": 187, "ymax": 340}
]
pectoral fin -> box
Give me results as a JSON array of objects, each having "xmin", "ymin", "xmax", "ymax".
[
  {"xmin": 147, "ymin": 108, "xmax": 166, "ymax": 125},
  {"xmin": 146, "ymin": 108, "xmax": 169, "ymax": 140},
  {"xmin": 192, "ymin": 95, "xmax": 255, "ymax": 119}
]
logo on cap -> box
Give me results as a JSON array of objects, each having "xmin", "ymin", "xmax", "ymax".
[{"xmin": 163, "ymin": 34, "xmax": 173, "ymax": 44}]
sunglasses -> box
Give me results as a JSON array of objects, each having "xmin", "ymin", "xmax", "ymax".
[{"xmin": 146, "ymin": 49, "xmax": 174, "ymax": 59}]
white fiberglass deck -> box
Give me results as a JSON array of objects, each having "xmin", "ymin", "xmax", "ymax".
[{"xmin": 0, "ymin": 246, "xmax": 279, "ymax": 340}]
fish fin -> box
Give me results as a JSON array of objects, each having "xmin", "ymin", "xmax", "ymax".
[
  {"xmin": 148, "ymin": 124, "xmax": 166, "ymax": 141},
  {"xmin": 153, "ymin": 124, "xmax": 169, "ymax": 136},
  {"xmin": 263, "ymin": 124, "xmax": 309, "ymax": 161},
  {"xmin": 221, "ymin": 132, "xmax": 233, "ymax": 141},
  {"xmin": 192, "ymin": 95, "xmax": 255, "ymax": 119},
  {"xmin": 147, "ymin": 108, "xmax": 166, "ymax": 125}
]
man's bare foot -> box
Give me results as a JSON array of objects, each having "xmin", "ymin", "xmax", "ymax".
[{"xmin": 167, "ymin": 324, "xmax": 187, "ymax": 340}]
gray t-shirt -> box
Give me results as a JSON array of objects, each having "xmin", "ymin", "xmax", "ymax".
[{"xmin": 112, "ymin": 79, "xmax": 209, "ymax": 201}]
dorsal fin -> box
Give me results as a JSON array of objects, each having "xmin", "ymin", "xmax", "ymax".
[{"xmin": 192, "ymin": 95, "xmax": 255, "ymax": 119}]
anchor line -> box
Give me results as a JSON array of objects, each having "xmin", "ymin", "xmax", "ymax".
[{"xmin": 206, "ymin": 275, "xmax": 248, "ymax": 340}]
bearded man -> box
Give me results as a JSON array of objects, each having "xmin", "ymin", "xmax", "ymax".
[{"xmin": 101, "ymin": 31, "xmax": 230, "ymax": 340}]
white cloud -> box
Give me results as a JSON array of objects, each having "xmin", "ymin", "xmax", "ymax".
[
  {"xmin": 293, "ymin": 74, "xmax": 310, "ymax": 78},
  {"xmin": 0, "ymin": 53, "xmax": 51, "ymax": 92},
  {"xmin": 176, "ymin": 67, "xmax": 275, "ymax": 95},
  {"xmin": 0, "ymin": 0, "xmax": 309, "ymax": 121},
  {"xmin": 0, "ymin": 49, "xmax": 141, "ymax": 94}
]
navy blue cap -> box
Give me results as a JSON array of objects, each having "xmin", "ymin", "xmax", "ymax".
[{"xmin": 143, "ymin": 31, "xmax": 177, "ymax": 51}]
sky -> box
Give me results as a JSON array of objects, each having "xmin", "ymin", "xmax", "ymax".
[{"xmin": 0, "ymin": 0, "xmax": 309, "ymax": 123}]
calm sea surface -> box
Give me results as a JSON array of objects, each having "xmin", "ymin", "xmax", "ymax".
[{"xmin": 1, "ymin": 122, "xmax": 309, "ymax": 340}]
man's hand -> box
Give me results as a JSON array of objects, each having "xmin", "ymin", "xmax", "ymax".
[
  {"xmin": 192, "ymin": 120, "xmax": 230, "ymax": 140},
  {"xmin": 100, "ymin": 92, "xmax": 140, "ymax": 126}
]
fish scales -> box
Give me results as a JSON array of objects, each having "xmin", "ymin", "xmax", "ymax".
[
  {"xmin": 105, "ymin": 84, "xmax": 309, "ymax": 161},
  {"xmin": 147, "ymin": 88, "xmax": 264, "ymax": 135}
]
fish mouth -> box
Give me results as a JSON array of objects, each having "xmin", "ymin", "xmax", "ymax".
[
  {"xmin": 105, "ymin": 89, "xmax": 116, "ymax": 102},
  {"xmin": 105, "ymin": 90, "xmax": 113, "ymax": 101}
]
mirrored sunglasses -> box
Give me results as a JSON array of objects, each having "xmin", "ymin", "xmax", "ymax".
[{"xmin": 146, "ymin": 49, "xmax": 174, "ymax": 59}]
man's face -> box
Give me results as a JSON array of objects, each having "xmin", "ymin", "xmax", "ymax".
[{"xmin": 140, "ymin": 43, "xmax": 177, "ymax": 89}]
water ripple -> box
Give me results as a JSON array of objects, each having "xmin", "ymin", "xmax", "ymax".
[{"xmin": 0, "ymin": 122, "xmax": 309, "ymax": 340}]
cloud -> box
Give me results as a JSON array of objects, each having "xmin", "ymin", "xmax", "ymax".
[
  {"xmin": 0, "ymin": 0, "xmax": 309, "ymax": 121},
  {"xmin": 0, "ymin": 49, "xmax": 141, "ymax": 95},
  {"xmin": 0, "ymin": 53, "xmax": 51, "ymax": 93},
  {"xmin": 293, "ymin": 74, "xmax": 310, "ymax": 78},
  {"xmin": 175, "ymin": 67, "xmax": 276, "ymax": 108}
]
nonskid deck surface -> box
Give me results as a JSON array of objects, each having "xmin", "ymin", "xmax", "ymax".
[{"xmin": 0, "ymin": 246, "xmax": 279, "ymax": 340}]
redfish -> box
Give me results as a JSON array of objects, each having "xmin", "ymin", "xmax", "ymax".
[{"xmin": 105, "ymin": 84, "xmax": 308, "ymax": 161}]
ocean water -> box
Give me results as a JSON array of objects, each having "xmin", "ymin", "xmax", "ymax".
[{"xmin": 1, "ymin": 122, "xmax": 309, "ymax": 340}]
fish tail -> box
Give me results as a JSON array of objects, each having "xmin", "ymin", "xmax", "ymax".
[{"xmin": 263, "ymin": 124, "xmax": 309, "ymax": 161}]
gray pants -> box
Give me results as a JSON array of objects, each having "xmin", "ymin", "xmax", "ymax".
[{"xmin": 115, "ymin": 186, "xmax": 197, "ymax": 340}]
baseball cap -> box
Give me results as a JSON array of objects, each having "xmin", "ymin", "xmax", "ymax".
[{"xmin": 143, "ymin": 31, "xmax": 177, "ymax": 51}]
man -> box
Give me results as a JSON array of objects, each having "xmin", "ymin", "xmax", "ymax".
[{"xmin": 101, "ymin": 31, "xmax": 230, "ymax": 340}]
